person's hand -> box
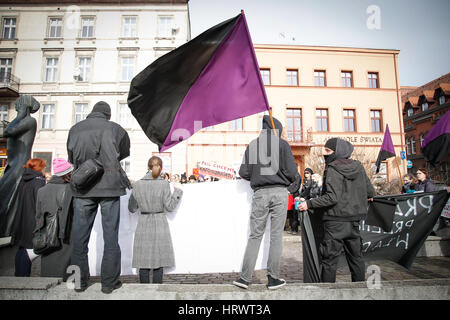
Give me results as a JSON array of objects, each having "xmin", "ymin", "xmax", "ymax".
[
  {"xmin": 298, "ymin": 201, "xmax": 308, "ymax": 211},
  {"xmin": 368, "ymin": 198, "xmax": 374, "ymax": 202}
]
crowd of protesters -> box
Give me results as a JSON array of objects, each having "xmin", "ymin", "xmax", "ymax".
[{"xmin": 4, "ymin": 101, "xmax": 449, "ymax": 294}]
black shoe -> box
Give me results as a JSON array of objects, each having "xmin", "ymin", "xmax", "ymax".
[
  {"xmin": 267, "ymin": 275, "xmax": 286, "ymax": 290},
  {"xmin": 74, "ymin": 282, "xmax": 90, "ymax": 293},
  {"xmin": 101, "ymin": 280, "xmax": 122, "ymax": 294},
  {"xmin": 233, "ymin": 278, "xmax": 250, "ymax": 289}
]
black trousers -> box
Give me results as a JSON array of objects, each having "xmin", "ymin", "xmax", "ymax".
[
  {"xmin": 139, "ymin": 268, "xmax": 163, "ymax": 284},
  {"xmin": 320, "ymin": 220, "xmax": 365, "ymax": 283},
  {"xmin": 288, "ymin": 210, "xmax": 299, "ymax": 232},
  {"xmin": 15, "ymin": 247, "xmax": 31, "ymax": 277}
]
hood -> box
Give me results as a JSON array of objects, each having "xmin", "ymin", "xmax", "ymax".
[
  {"xmin": 22, "ymin": 167, "xmax": 44, "ymax": 181},
  {"xmin": 262, "ymin": 115, "xmax": 283, "ymax": 135},
  {"xmin": 329, "ymin": 159, "xmax": 364, "ymax": 180},
  {"xmin": 88, "ymin": 101, "xmax": 111, "ymax": 120},
  {"xmin": 48, "ymin": 175, "xmax": 66, "ymax": 184},
  {"xmin": 334, "ymin": 138, "xmax": 354, "ymax": 160}
]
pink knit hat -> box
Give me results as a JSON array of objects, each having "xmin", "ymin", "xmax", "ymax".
[{"xmin": 53, "ymin": 158, "xmax": 74, "ymax": 176}]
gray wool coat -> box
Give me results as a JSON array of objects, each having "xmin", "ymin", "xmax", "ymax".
[{"xmin": 129, "ymin": 173, "xmax": 183, "ymax": 269}]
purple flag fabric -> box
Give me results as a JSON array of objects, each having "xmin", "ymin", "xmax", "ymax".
[
  {"xmin": 421, "ymin": 109, "xmax": 450, "ymax": 166},
  {"xmin": 421, "ymin": 109, "xmax": 450, "ymax": 149}
]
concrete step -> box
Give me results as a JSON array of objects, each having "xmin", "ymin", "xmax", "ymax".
[{"xmin": 0, "ymin": 276, "xmax": 449, "ymax": 300}]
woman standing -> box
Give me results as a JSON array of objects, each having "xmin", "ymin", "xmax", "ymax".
[
  {"xmin": 414, "ymin": 168, "xmax": 435, "ymax": 192},
  {"xmin": 129, "ymin": 156, "xmax": 183, "ymax": 284},
  {"xmin": 12, "ymin": 158, "xmax": 46, "ymax": 277},
  {"xmin": 402, "ymin": 173, "xmax": 416, "ymax": 193}
]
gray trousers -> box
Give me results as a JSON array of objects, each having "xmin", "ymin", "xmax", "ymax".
[{"xmin": 240, "ymin": 187, "xmax": 288, "ymax": 282}]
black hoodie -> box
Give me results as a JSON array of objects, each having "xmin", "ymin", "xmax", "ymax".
[
  {"xmin": 307, "ymin": 139, "xmax": 376, "ymax": 221},
  {"xmin": 239, "ymin": 115, "xmax": 298, "ymax": 191}
]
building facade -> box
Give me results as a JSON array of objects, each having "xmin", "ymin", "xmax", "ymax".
[
  {"xmin": 0, "ymin": 0, "xmax": 190, "ymax": 179},
  {"xmin": 0, "ymin": 3, "xmax": 406, "ymax": 183},
  {"xmin": 402, "ymin": 73, "xmax": 450, "ymax": 182}
]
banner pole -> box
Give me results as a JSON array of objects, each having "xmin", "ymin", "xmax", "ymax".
[{"xmin": 268, "ymin": 108, "xmax": 277, "ymax": 136}]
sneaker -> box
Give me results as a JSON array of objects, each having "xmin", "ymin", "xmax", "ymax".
[
  {"xmin": 232, "ymin": 278, "xmax": 250, "ymax": 289},
  {"xmin": 101, "ymin": 280, "xmax": 122, "ymax": 294},
  {"xmin": 267, "ymin": 275, "xmax": 286, "ymax": 290}
]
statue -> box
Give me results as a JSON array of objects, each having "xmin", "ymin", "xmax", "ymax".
[{"xmin": 0, "ymin": 95, "xmax": 40, "ymax": 238}]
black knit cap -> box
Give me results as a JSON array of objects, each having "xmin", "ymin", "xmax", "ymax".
[
  {"xmin": 304, "ymin": 168, "xmax": 313, "ymax": 175},
  {"xmin": 324, "ymin": 138, "xmax": 338, "ymax": 152}
]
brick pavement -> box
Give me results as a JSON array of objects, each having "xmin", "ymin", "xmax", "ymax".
[{"xmin": 85, "ymin": 231, "xmax": 450, "ymax": 285}]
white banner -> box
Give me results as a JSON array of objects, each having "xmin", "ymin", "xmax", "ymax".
[{"xmin": 87, "ymin": 180, "xmax": 271, "ymax": 275}]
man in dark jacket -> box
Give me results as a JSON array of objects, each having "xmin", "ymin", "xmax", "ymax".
[
  {"xmin": 233, "ymin": 115, "xmax": 298, "ymax": 290},
  {"xmin": 67, "ymin": 101, "xmax": 130, "ymax": 293},
  {"xmin": 298, "ymin": 138, "xmax": 375, "ymax": 283}
]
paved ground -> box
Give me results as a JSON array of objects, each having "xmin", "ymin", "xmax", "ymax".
[{"xmin": 61, "ymin": 231, "xmax": 449, "ymax": 285}]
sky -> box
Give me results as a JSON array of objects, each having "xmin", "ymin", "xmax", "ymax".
[{"xmin": 188, "ymin": 0, "xmax": 450, "ymax": 87}]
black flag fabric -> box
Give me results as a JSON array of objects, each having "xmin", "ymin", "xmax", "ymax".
[
  {"xmin": 375, "ymin": 124, "xmax": 396, "ymax": 173},
  {"xmin": 302, "ymin": 190, "xmax": 449, "ymax": 282},
  {"xmin": 365, "ymin": 198, "xmax": 397, "ymax": 232},
  {"xmin": 421, "ymin": 109, "xmax": 450, "ymax": 167}
]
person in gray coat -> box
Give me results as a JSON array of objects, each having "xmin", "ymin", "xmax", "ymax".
[
  {"xmin": 66, "ymin": 101, "xmax": 130, "ymax": 294},
  {"xmin": 128, "ymin": 156, "xmax": 183, "ymax": 284}
]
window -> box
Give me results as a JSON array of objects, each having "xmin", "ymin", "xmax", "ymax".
[
  {"xmin": 368, "ymin": 72, "xmax": 379, "ymax": 88},
  {"xmin": 77, "ymin": 57, "xmax": 91, "ymax": 82},
  {"xmin": 121, "ymin": 57, "xmax": 134, "ymax": 81},
  {"xmin": 421, "ymin": 102, "xmax": 428, "ymax": 112},
  {"xmin": 2, "ymin": 17, "xmax": 16, "ymax": 39},
  {"xmin": 314, "ymin": 70, "xmax": 326, "ymax": 87},
  {"xmin": 439, "ymin": 95, "xmax": 445, "ymax": 105},
  {"xmin": 41, "ymin": 104, "xmax": 55, "ymax": 129},
  {"xmin": 316, "ymin": 108, "xmax": 328, "ymax": 132},
  {"xmin": 407, "ymin": 108, "xmax": 414, "ymax": 117},
  {"xmin": 286, "ymin": 69, "xmax": 298, "ymax": 86},
  {"xmin": 286, "ymin": 108, "xmax": 302, "ymax": 142},
  {"xmin": 370, "ymin": 110, "xmax": 382, "ymax": 132},
  {"xmin": 260, "ymin": 69, "xmax": 270, "ymax": 85},
  {"xmin": 411, "ymin": 137, "xmax": 416, "ymax": 155},
  {"xmin": 157, "ymin": 16, "xmax": 174, "ymax": 38},
  {"xmin": 80, "ymin": 17, "xmax": 94, "ymax": 38},
  {"xmin": 122, "ymin": 16, "xmax": 137, "ymax": 38},
  {"xmin": 0, "ymin": 58, "xmax": 12, "ymax": 82},
  {"xmin": 120, "ymin": 157, "xmax": 131, "ymax": 175},
  {"xmin": 48, "ymin": 17, "xmax": 62, "ymax": 38},
  {"xmin": 406, "ymin": 138, "xmax": 411, "ymax": 155},
  {"xmin": 229, "ymin": 118, "xmax": 243, "ymax": 131},
  {"xmin": 341, "ymin": 71, "xmax": 353, "ymax": 87},
  {"xmin": 343, "ymin": 109, "xmax": 356, "ymax": 132},
  {"xmin": 118, "ymin": 103, "xmax": 133, "ymax": 128},
  {"xmin": 0, "ymin": 105, "xmax": 8, "ymax": 121},
  {"xmin": 420, "ymin": 134, "xmax": 425, "ymax": 148},
  {"xmin": 44, "ymin": 57, "xmax": 58, "ymax": 82},
  {"xmin": 74, "ymin": 103, "xmax": 89, "ymax": 123}
]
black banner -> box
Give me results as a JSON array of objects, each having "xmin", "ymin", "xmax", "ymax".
[{"xmin": 361, "ymin": 190, "xmax": 449, "ymax": 269}]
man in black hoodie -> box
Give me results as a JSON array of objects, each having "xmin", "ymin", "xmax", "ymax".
[
  {"xmin": 67, "ymin": 101, "xmax": 130, "ymax": 293},
  {"xmin": 298, "ymin": 138, "xmax": 375, "ymax": 283},
  {"xmin": 233, "ymin": 115, "xmax": 298, "ymax": 290}
]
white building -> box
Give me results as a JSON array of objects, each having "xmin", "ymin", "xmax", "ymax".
[{"xmin": 0, "ymin": 0, "xmax": 190, "ymax": 180}]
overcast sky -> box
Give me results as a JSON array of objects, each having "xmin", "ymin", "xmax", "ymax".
[{"xmin": 188, "ymin": 0, "xmax": 450, "ymax": 87}]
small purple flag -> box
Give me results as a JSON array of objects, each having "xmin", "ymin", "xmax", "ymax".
[
  {"xmin": 421, "ymin": 109, "xmax": 450, "ymax": 166},
  {"xmin": 375, "ymin": 124, "xmax": 395, "ymax": 173}
]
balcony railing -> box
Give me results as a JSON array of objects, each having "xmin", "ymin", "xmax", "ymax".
[
  {"xmin": 0, "ymin": 73, "xmax": 20, "ymax": 97},
  {"xmin": 286, "ymin": 127, "xmax": 314, "ymax": 146}
]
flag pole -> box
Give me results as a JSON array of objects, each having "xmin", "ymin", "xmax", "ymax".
[{"xmin": 394, "ymin": 156, "xmax": 403, "ymax": 190}]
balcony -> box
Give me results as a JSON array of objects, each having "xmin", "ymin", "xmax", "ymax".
[
  {"xmin": 287, "ymin": 127, "xmax": 315, "ymax": 146},
  {"xmin": 0, "ymin": 73, "xmax": 20, "ymax": 97}
]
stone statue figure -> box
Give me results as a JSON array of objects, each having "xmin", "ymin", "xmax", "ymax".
[{"xmin": 0, "ymin": 95, "xmax": 40, "ymax": 238}]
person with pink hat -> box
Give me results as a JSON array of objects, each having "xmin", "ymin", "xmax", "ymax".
[{"xmin": 35, "ymin": 158, "xmax": 75, "ymax": 279}]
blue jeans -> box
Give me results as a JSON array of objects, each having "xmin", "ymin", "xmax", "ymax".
[{"xmin": 70, "ymin": 197, "xmax": 121, "ymax": 288}]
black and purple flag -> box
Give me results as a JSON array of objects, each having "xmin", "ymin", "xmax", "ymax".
[
  {"xmin": 421, "ymin": 109, "xmax": 450, "ymax": 167},
  {"xmin": 375, "ymin": 124, "xmax": 396, "ymax": 173},
  {"xmin": 127, "ymin": 13, "xmax": 270, "ymax": 151}
]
